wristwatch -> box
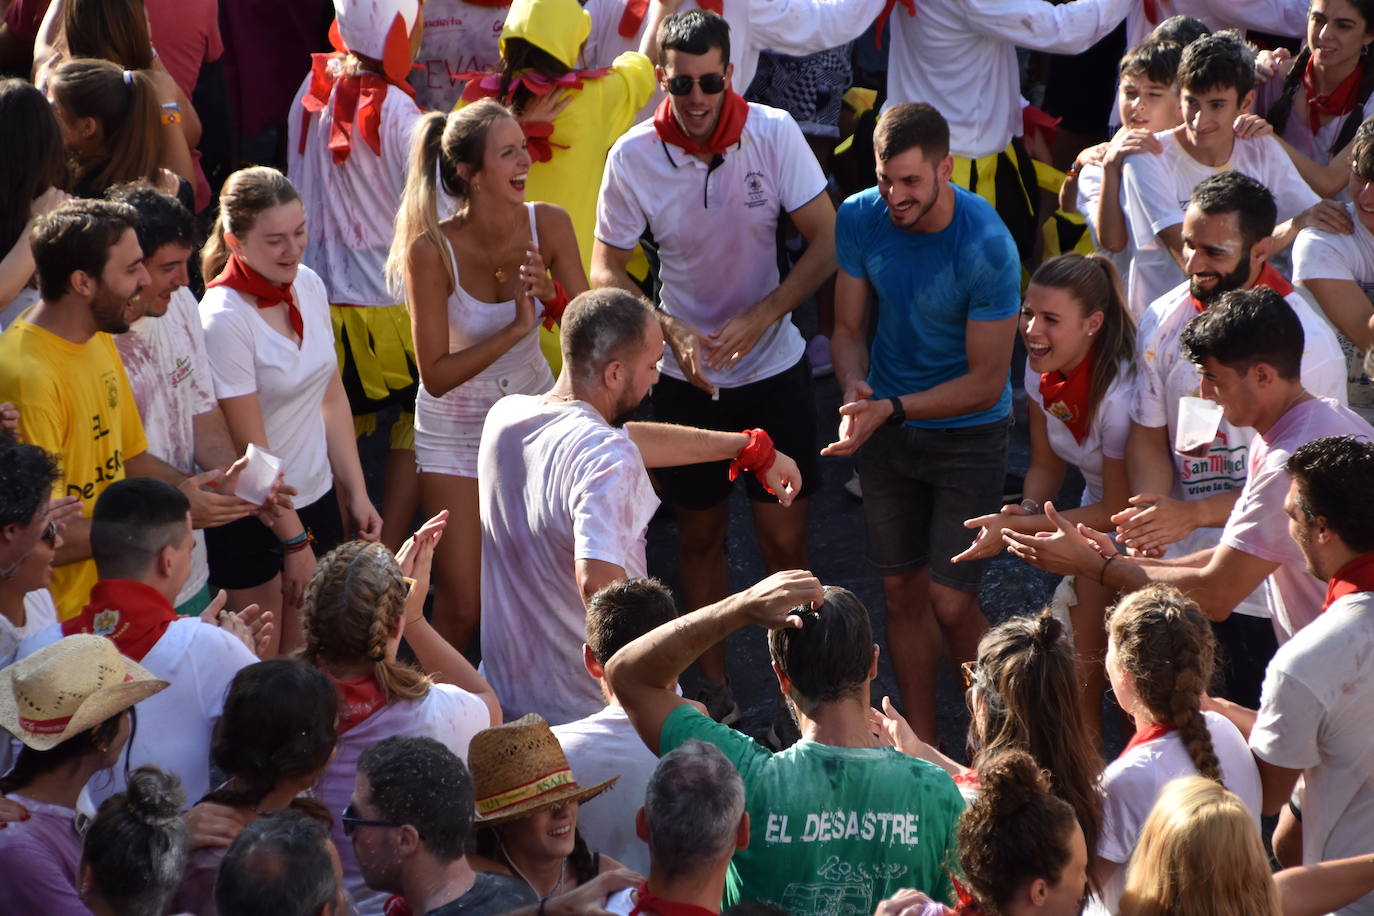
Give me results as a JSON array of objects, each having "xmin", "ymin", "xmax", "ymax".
[{"xmin": 884, "ymin": 396, "xmax": 905, "ymax": 427}]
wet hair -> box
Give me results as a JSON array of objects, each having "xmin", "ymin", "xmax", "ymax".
[
  {"xmin": 958, "ymin": 750, "xmax": 1080, "ymax": 912},
  {"xmin": 49, "ymin": 58, "xmax": 162, "ymax": 199},
  {"xmin": 873, "ymin": 102, "xmax": 950, "ymax": 164},
  {"xmin": 31, "ymin": 197, "xmax": 139, "ymax": 302},
  {"xmin": 1177, "ymin": 31, "xmax": 1255, "ymax": 99},
  {"xmin": 1149, "ymin": 15, "xmax": 1210, "ymax": 48},
  {"xmin": 105, "ymin": 182, "xmax": 195, "ymax": 259},
  {"xmin": 585, "ymin": 577, "xmax": 678, "ymax": 665},
  {"xmin": 81, "ymin": 765, "xmax": 189, "ymax": 916},
  {"xmin": 499, "ymin": 38, "xmax": 572, "ymax": 115},
  {"xmin": 657, "ymin": 9, "xmax": 732, "ymax": 65},
  {"xmin": 1266, "ymin": 0, "xmax": 1374, "ymax": 156},
  {"xmin": 0, "ymin": 711, "xmax": 130, "ymax": 795},
  {"xmin": 973, "ymin": 611, "xmax": 1104, "ymax": 865},
  {"xmin": 1288, "ymin": 435, "xmax": 1374, "ymax": 553},
  {"xmin": 1119, "ymin": 39, "xmax": 1184, "ymax": 86},
  {"xmin": 0, "ymin": 439, "xmax": 59, "ymax": 530},
  {"xmin": 203, "ymin": 659, "xmax": 338, "ymax": 823},
  {"xmin": 1119, "ymin": 776, "xmax": 1281, "ymax": 916},
  {"xmin": 1028, "ymin": 254, "xmax": 1137, "ymax": 424},
  {"xmin": 358, "ymin": 736, "xmax": 474, "ymax": 861},
  {"xmin": 1181, "ymin": 287, "xmax": 1303, "ymax": 381},
  {"xmin": 59, "ymin": 0, "xmax": 155, "ymax": 71},
  {"xmin": 560, "ymin": 287, "xmax": 656, "ymax": 383},
  {"xmin": 301, "ymin": 541, "xmax": 432, "ymax": 703},
  {"xmin": 645, "ymin": 741, "xmax": 744, "ymax": 880},
  {"xmin": 1108, "ymin": 585, "xmax": 1221, "ymax": 782},
  {"xmin": 90, "ymin": 476, "xmax": 191, "ymax": 582},
  {"xmin": 1188, "ymin": 170, "xmax": 1277, "ymax": 250},
  {"xmin": 385, "ymin": 99, "xmax": 515, "ymax": 294},
  {"xmin": 766, "ymin": 586, "xmax": 873, "ymax": 714},
  {"xmin": 1350, "ymin": 116, "xmax": 1374, "ymax": 182},
  {"xmin": 0, "ymin": 79, "xmax": 69, "ymax": 261},
  {"xmin": 202, "ymin": 166, "xmax": 301, "ymax": 280},
  {"xmin": 214, "ymin": 809, "xmax": 339, "ymax": 916}
]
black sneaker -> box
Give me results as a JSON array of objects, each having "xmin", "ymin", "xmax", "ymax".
[{"xmin": 696, "ymin": 681, "xmax": 742, "ymax": 726}]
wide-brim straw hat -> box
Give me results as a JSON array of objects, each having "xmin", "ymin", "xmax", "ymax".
[
  {"xmin": 470, "ymin": 713, "xmax": 619, "ymax": 826},
  {"xmin": 0, "ymin": 634, "xmax": 169, "ymax": 751}
]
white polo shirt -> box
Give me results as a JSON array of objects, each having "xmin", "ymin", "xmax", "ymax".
[
  {"xmin": 884, "ymin": 0, "xmax": 1132, "ymax": 160},
  {"xmin": 1130, "ymin": 280, "xmax": 1346, "ymax": 618},
  {"xmin": 1120, "ymin": 131, "xmax": 1320, "ymax": 317},
  {"xmin": 597, "ymin": 102, "xmax": 824, "ymax": 388}
]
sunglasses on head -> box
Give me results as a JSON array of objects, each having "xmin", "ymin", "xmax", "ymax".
[{"xmin": 665, "ymin": 73, "xmax": 727, "ymax": 96}]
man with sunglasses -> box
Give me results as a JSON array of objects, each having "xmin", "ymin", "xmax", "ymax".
[{"xmin": 592, "ymin": 9, "xmax": 836, "ymax": 723}]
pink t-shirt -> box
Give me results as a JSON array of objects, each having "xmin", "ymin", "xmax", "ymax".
[
  {"xmin": 147, "ymin": 0, "xmax": 223, "ymax": 98},
  {"xmin": 0, "ymin": 795, "xmax": 87, "ymax": 915},
  {"xmin": 1220, "ymin": 397, "xmax": 1374, "ymax": 641}
]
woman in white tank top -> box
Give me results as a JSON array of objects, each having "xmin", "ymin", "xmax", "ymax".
[{"xmin": 386, "ymin": 99, "xmax": 588, "ymax": 652}]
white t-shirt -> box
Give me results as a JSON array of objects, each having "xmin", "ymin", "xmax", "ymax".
[
  {"xmin": 1096, "ymin": 711, "xmax": 1262, "ymax": 912},
  {"xmin": 1257, "ymin": 75, "xmax": 1374, "ymax": 169},
  {"xmin": 1130, "ymin": 282, "xmax": 1347, "ymax": 617},
  {"xmin": 1024, "ymin": 361, "xmax": 1133, "ymax": 506},
  {"xmin": 116, "ymin": 288, "xmax": 216, "ymax": 605},
  {"xmin": 1294, "ymin": 208, "xmax": 1374, "ymax": 298},
  {"xmin": 552, "ymin": 703, "xmax": 657, "ymax": 874},
  {"xmin": 1221, "ymin": 397, "xmax": 1373, "ymax": 641},
  {"xmin": 19, "ymin": 617, "xmax": 256, "ymax": 807},
  {"xmin": 1120, "ymin": 132, "xmax": 1320, "ymax": 317},
  {"xmin": 884, "ymin": 0, "xmax": 1132, "ymax": 159},
  {"xmin": 199, "ymin": 266, "xmax": 335, "ymax": 506},
  {"xmin": 0, "ymin": 286, "xmax": 38, "ymax": 332},
  {"xmin": 1251, "ymin": 590, "xmax": 1374, "ymax": 915},
  {"xmin": 478, "ymin": 396, "xmax": 659, "ymax": 726},
  {"xmin": 1074, "ymin": 162, "xmax": 1133, "ymax": 282},
  {"xmin": 408, "ymin": 0, "xmax": 508, "ymax": 112},
  {"xmin": 0, "ymin": 591, "xmax": 57, "ymax": 778},
  {"xmin": 597, "ymin": 104, "xmax": 823, "ymax": 387},
  {"xmin": 580, "ymin": 0, "xmax": 885, "ymax": 103},
  {"xmin": 288, "ymin": 77, "xmax": 421, "ymax": 307}
]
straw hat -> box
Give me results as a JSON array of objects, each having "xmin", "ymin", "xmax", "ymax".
[
  {"xmin": 0, "ymin": 634, "xmax": 169, "ymax": 751},
  {"xmin": 469, "ymin": 714, "xmax": 618, "ymax": 825}
]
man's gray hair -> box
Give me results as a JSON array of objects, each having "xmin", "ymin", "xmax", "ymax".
[
  {"xmin": 560, "ymin": 288, "xmax": 655, "ymax": 383},
  {"xmin": 214, "ymin": 810, "xmax": 338, "ymax": 916},
  {"xmin": 644, "ymin": 740, "xmax": 744, "ymax": 879}
]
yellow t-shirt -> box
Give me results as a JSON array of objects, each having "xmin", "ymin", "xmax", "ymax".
[{"xmin": 0, "ymin": 319, "xmax": 149, "ymax": 619}]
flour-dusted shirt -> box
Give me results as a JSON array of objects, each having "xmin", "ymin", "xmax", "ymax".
[
  {"xmin": 1251, "ymin": 590, "xmax": 1374, "ymax": 915},
  {"xmin": 1074, "ymin": 162, "xmax": 1134, "ymax": 283},
  {"xmin": 1221, "ymin": 397, "xmax": 1373, "ymax": 641},
  {"xmin": 116, "ymin": 287, "xmax": 217, "ymax": 605},
  {"xmin": 200, "ymin": 266, "xmax": 336, "ymax": 506},
  {"xmin": 1294, "ymin": 206, "xmax": 1374, "ymax": 296},
  {"xmin": 885, "ymin": 0, "xmax": 1132, "ymax": 159},
  {"xmin": 1120, "ymin": 132, "xmax": 1320, "ymax": 316},
  {"xmin": 478, "ymin": 396, "xmax": 659, "ymax": 726},
  {"xmin": 1257, "ymin": 73, "xmax": 1374, "ymax": 169},
  {"xmin": 410, "ymin": 0, "xmax": 509, "ymax": 112},
  {"xmin": 597, "ymin": 103, "xmax": 823, "ymax": 388},
  {"xmin": 1024, "ymin": 361, "xmax": 1133, "ymax": 506}
]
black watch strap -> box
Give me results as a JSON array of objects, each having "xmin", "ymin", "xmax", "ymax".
[{"xmin": 885, "ymin": 396, "xmax": 905, "ymax": 426}]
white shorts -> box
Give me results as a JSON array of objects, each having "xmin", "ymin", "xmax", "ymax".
[{"xmin": 413, "ymin": 361, "xmax": 553, "ymax": 478}]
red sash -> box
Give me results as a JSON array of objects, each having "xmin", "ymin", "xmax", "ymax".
[
  {"xmin": 208, "ymin": 254, "xmax": 304, "ymax": 340},
  {"xmin": 1189, "ymin": 262, "xmax": 1294, "ymax": 314},
  {"xmin": 1038, "ymin": 347, "xmax": 1095, "ymax": 444},
  {"xmin": 652, "ymin": 91, "xmax": 749, "ymax": 157},
  {"xmin": 62, "ymin": 580, "xmax": 176, "ymax": 662},
  {"xmin": 1304, "ymin": 57, "xmax": 1365, "ymax": 136},
  {"xmin": 872, "ymin": 0, "xmax": 917, "ymax": 50},
  {"xmin": 1321, "ymin": 552, "xmax": 1374, "ymax": 612}
]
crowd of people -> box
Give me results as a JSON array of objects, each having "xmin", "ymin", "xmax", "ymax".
[{"xmin": 2, "ymin": 0, "xmax": 1374, "ymax": 913}]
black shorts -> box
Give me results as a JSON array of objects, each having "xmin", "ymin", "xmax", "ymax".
[
  {"xmin": 650, "ymin": 357, "xmax": 820, "ymax": 511},
  {"xmin": 204, "ymin": 487, "xmax": 346, "ymax": 590}
]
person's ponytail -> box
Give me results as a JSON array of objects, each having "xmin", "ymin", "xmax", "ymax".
[{"xmin": 386, "ymin": 110, "xmax": 453, "ymax": 296}]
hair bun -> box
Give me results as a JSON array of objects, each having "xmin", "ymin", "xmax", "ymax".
[
  {"xmin": 977, "ymin": 749, "xmax": 1051, "ymax": 818},
  {"xmin": 124, "ymin": 766, "xmax": 186, "ymax": 828},
  {"xmin": 1033, "ymin": 610, "xmax": 1063, "ymax": 649}
]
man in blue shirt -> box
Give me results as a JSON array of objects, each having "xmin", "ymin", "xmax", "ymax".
[{"xmin": 824, "ymin": 102, "xmax": 1020, "ymax": 740}]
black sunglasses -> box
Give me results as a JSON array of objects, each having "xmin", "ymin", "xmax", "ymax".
[
  {"xmin": 41, "ymin": 520, "xmax": 57, "ymax": 544},
  {"xmin": 341, "ymin": 802, "xmax": 403, "ymax": 837},
  {"xmin": 665, "ymin": 73, "xmax": 727, "ymax": 96}
]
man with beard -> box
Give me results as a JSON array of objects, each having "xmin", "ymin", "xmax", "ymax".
[
  {"xmin": 0, "ymin": 199, "xmax": 235, "ymax": 619},
  {"xmin": 476, "ymin": 288, "xmax": 803, "ymax": 725},
  {"xmin": 1111, "ymin": 171, "xmax": 1345, "ymax": 706},
  {"xmin": 822, "ymin": 101, "xmax": 1020, "ymax": 741}
]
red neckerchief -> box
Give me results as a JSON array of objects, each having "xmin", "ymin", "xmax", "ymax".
[
  {"xmin": 1304, "ymin": 57, "xmax": 1365, "ymax": 136},
  {"xmin": 953, "ymin": 769, "xmax": 980, "ymax": 789},
  {"xmin": 1189, "ymin": 262, "xmax": 1294, "ymax": 314},
  {"xmin": 300, "ymin": 53, "xmax": 418, "ymax": 165},
  {"xmin": 1119, "ymin": 722, "xmax": 1174, "ymax": 758},
  {"xmin": 872, "ymin": 0, "xmax": 916, "ymax": 49},
  {"xmin": 1321, "ymin": 553, "xmax": 1374, "ymax": 612},
  {"xmin": 208, "ymin": 254, "xmax": 304, "ymax": 340},
  {"xmin": 1144, "ymin": 0, "xmax": 1164, "ymax": 24},
  {"xmin": 383, "ymin": 896, "xmax": 413, "ymax": 916},
  {"xmin": 619, "ymin": 0, "xmax": 722, "ymax": 38},
  {"xmin": 952, "ymin": 877, "xmax": 991, "ymax": 915},
  {"xmin": 1039, "ymin": 346, "xmax": 1095, "ymax": 444},
  {"xmin": 328, "ymin": 672, "xmax": 388, "ymax": 734},
  {"xmin": 653, "ymin": 91, "xmax": 749, "ymax": 157},
  {"xmin": 628, "ymin": 884, "xmax": 718, "ymax": 916},
  {"xmin": 62, "ymin": 580, "xmax": 176, "ymax": 663}
]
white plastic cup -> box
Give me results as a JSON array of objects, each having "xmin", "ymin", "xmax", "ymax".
[
  {"xmin": 233, "ymin": 443, "xmax": 282, "ymax": 505},
  {"xmin": 1175, "ymin": 396, "xmax": 1224, "ymax": 458}
]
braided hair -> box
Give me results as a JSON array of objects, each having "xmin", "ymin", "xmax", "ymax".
[
  {"xmin": 300, "ymin": 541, "xmax": 430, "ymax": 703},
  {"xmin": 1107, "ymin": 585, "xmax": 1221, "ymax": 782}
]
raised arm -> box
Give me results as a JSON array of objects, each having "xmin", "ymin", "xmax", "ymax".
[{"xmin": 964, "ymin": 0, "xmax": 1132, "ymax": 55}]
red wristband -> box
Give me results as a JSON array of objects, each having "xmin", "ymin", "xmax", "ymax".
[
  {"xmin": 540, "ymin": 280, "xmax": 569, "ymax": 331},
  {"xmin": 728, "ymin": 428, "xmax": 777, "ymax": 494}
]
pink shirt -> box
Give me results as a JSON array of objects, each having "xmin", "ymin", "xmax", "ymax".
[
  {"xmin": 1220, "ymin": 397, "xmax": 1374, "ymax": 641},
  {"xmin": 0, "ymin": 794, "xmax": 87, "ymax": 915},
  {"xmin": 147, "ymin": 0, "xmax": 223, "ymax": 98}
]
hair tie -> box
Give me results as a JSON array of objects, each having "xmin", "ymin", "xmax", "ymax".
[{"xmin": 122, "ymin": 69, "xmax": 134, "ymax": 86}]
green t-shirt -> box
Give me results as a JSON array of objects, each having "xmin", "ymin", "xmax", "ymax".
[{"xmin": 660, "ymin": 705, "xmax": 964, "ymax": 912}]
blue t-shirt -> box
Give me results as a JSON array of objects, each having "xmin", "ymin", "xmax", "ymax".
[{"xmin": 835, "ymin": 185, "xmax": 1020, "ymax": 429}]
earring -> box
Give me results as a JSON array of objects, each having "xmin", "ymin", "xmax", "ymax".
[{"xmin": 1087, "ymin": 331, "xmax": 1094, "ymax": 337}]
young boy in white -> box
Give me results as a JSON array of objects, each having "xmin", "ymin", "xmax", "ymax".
[{"xmin": 1121, "ymin": 32, "xmax": 1323, "ymax": 316}]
